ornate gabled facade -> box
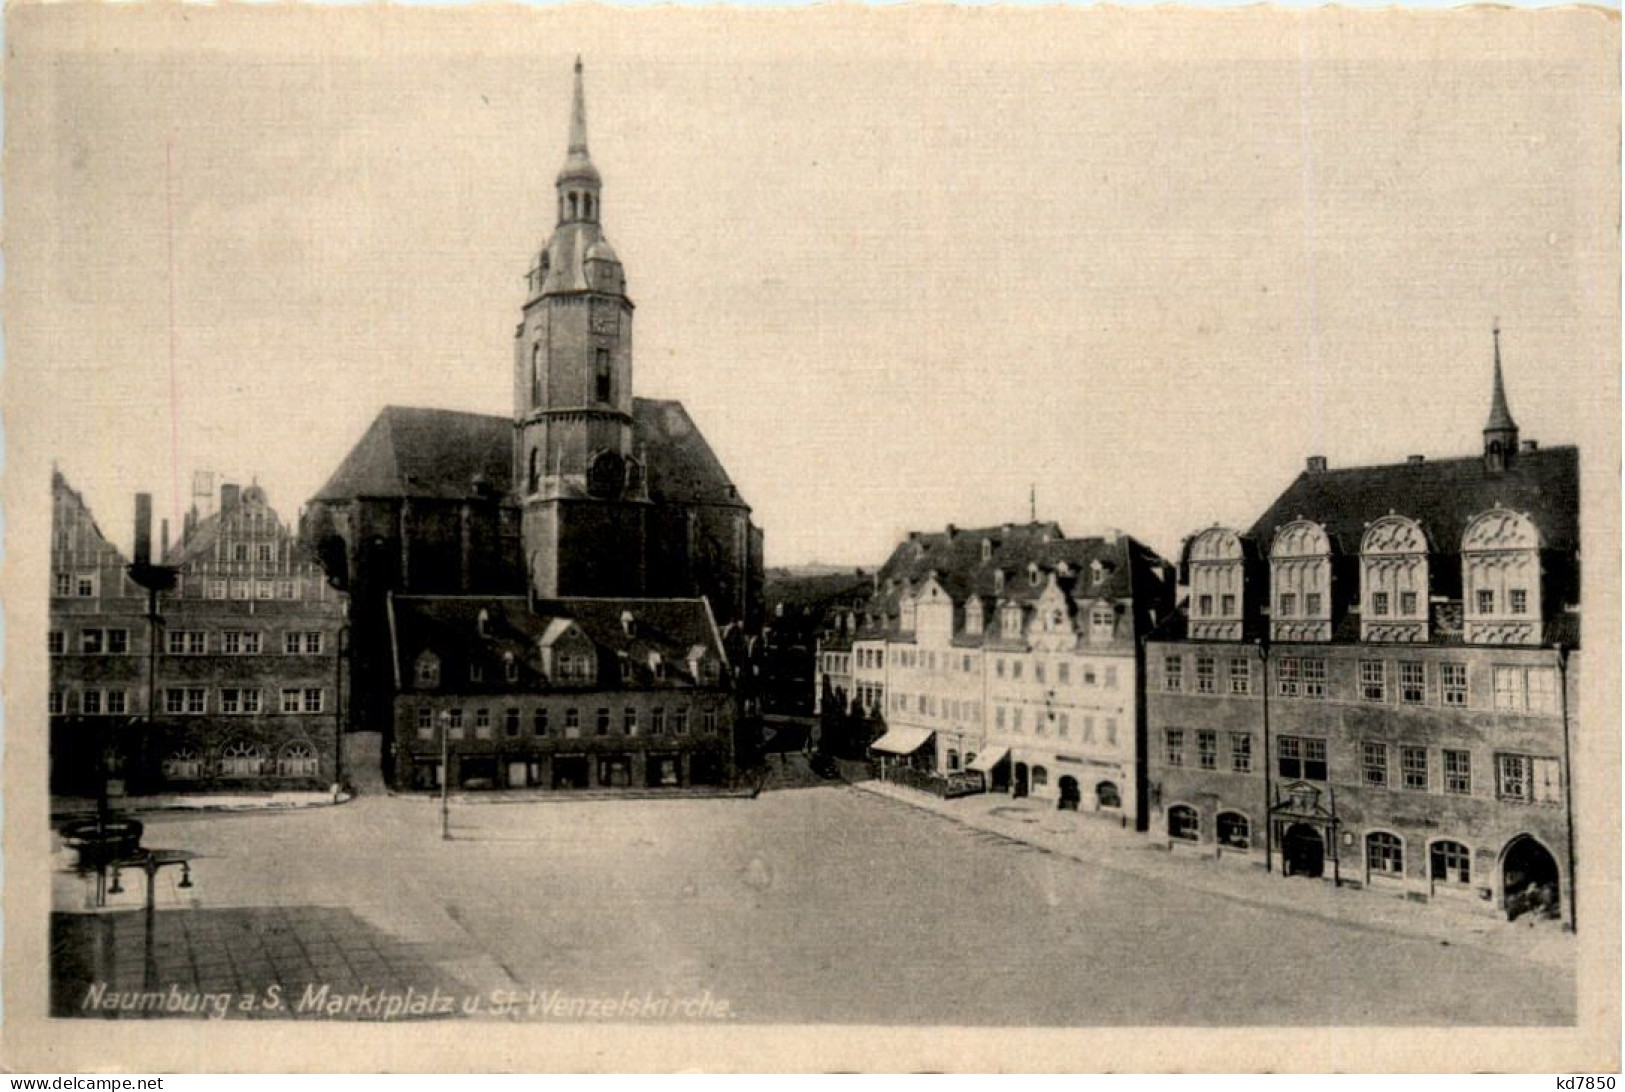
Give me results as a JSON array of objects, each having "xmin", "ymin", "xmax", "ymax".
[
  {"xmin": 50, "ymin": 472, "xmax": 345, "ymax": 795},
  {"xmin": 1146, "ymin": 334, "xmax": 1580, "ymax": 930},
  {"xmin": 302, "ymin": 62, "xmax": 763, "ymax": 784},
  {"xmin": 844, "ymin": 521, "xmax": 1175, "ymax": 827}
]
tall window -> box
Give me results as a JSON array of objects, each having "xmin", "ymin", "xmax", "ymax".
[
  {"xmin": 1197, "ymin": 594, "xmax": 1213, "ymax": 617},
  {"xmin": 1164, "ymin": 729, "xmax": 1185, "ymax": 767},
  {"xmin": 1279, "ymin": 592, "xmax": 1297, "ymax": 616},
  {"xmin": 1476, "ymin": 589, "xmax": 1495, "ymax": 614},
  {"xmin": 1441, "ymin": 663, "xmax": 1468, "ymax": 707},
  {"xmin": 596, "ymin": 708, "xmax": 611, "ymax": 736},
  {"xmin": 1229, "ymin": 733, "xmax": 1252, "ymax": 773},
  {"xmin": 1227, "ymin": 658, "xmax": 1250, "ymax": 695},
  {"xmin": 1362, "ymin": 742, "xmax": 1388, "ymax": 787},
  {"xmin": 624, "ymin": 707, "xmax": 638, "ymax": 736},
  {"xmin": 651, "ymin": 708, "xmax": 665, "ymax": 736},
  {"xmin": 1360, "ymin": 660, "xmax": 1387, "ymax": 702},
  {"xmin": 1372, "ymin": 591, "xmax": 1390, "ymax": 616},
  {"xmin": 1366, "ymin": 832, "xmax": 1404, "ymax": 877},
  {"xmin": 1509, "ymin": 589, "xmax": 1528, "ymax": 614},
  {"xmin": 1196, "ymin": 731, "xmax": 1217, "ymax": 770},
  {"xmin": 1277, "ymin": 657, "xmax": 1300, "ymax": 698},
  {"xmin": 1400, "ymin": 591, "xmax": 1418, "ymax": 615},
  {"xmin": 1401, "ymin": 746, "xmax": 1428, "ymax": 791},
  {"xmin": 534, "ymin": 708, "xmax": 550, "ymax": 736},
  {"xmin": 1195, "ymin": 656, "xmax": 1216, "ymax": 694},
  {"xmin": 1299, "ymin": 656, "xmax": 1322, "ymax": 698},
  {"xmin": 1431, "ymin": 841, "xmax": 1471, "ymax": 886},
  {"xmin": 1443, "ymin": 749, "xmax": 1472, "ymax": 795},
  {"xmin": 1399, "ymin": 661, "xmax": 1426, "ymax": 704},
  {"xmin": 1163, "ymin": 656, "xmax": 1183, "ymax": 692},
  {"xmin": 1168, "ymin": 805, "xmax": 1199, "ymax": 842},
  {"xmin": 1305, "ymin": 592, "xmax": 1322, "ymax": 616}
]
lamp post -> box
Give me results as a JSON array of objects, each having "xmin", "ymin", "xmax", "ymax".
[{"xmin": 438, "ymin": 710, "xmax": 451, "ymax": 841}]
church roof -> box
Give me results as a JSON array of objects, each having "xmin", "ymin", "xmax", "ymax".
[
  {"xmin": 1245, "ymin": 446, "xmax": 1578, "ymax": 555},
  {"xmin": 312, "ymin": 399, "xmax": 748, "ymax": 509},
  {"xmin": 312, "ymin": 406, "xmax": 512, "ymax": 503}
]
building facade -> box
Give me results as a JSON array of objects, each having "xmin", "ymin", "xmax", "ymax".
[
  {"xmin": 388, "ymin": 597, "xmax": 735, "ymax": 791},
  {"xmin": 301, "ymin": 61, "xmax": 757, "ymax": 786},
  {"xmin": 50, "ymin": 472, "xmax": 345, "ymax": 795},
  {"xmin": 1146, "ymin": 338, "xmax": 1580, "ymax": 928},
  {"xmin": 851, "ymin": 522, "xmax": 1175, "ymax": 827}
]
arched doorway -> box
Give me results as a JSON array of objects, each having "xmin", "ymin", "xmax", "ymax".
[
  {"xmin": 1013, "ymin": 763, "xmax": 1029, "ymax": 798},
  {"xmin": 1057, "ymin": 776, "xmax": 1080, "ymax": 811},
  {"xmin": 1282, "ymin": 823, "xmax": 1325, "ymax": 878},
  {"xmin": 1501, "ymin": 835, "xmax": 1560, "ymax": 922}
]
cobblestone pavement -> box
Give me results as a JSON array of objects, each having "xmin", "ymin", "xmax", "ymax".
[
  {"xmin": 51, "ymin": 786, "xmax": 1575, "ymax": 1024},
  {"xmin": 852, "ymin": 779, "xmax": 1577, "ymax": 970}
]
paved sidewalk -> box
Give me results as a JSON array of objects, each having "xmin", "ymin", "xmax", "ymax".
[
  {"xmin": 52, "ymin": 791, "xmax": 347, "ymax": 820},
  {"xmin": 852, "ymin": 779, "xmax": 1575, "ymax": 970}
]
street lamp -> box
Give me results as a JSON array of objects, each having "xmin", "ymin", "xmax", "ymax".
[
  {"xmin": 438, "ymin": 710, "xmax": 451, "ymax": 841},
  {"xmin": 1256, "ymin": 635, "xmax": 1273, "ymax": 875}
]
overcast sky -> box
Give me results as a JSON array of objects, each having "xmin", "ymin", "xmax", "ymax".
[{"xmin": 7, "ymin": 5, "xmax": 1617, "ymax": 569}]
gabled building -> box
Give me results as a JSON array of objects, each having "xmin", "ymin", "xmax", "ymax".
[
  {"xmin": 387, "ymin": 596, "xmax": 735, "ymax": 791},
  {"xmin": 849, "ymin": 521, "xmax": 1176, "ymax": 826},
  {"xmin": 50, "ymin": 472, "xmax": 345, "ymax": 795},
  {"xmin": 1146, "ymin": 331, "xmax": 1580, "ymax": 929}
]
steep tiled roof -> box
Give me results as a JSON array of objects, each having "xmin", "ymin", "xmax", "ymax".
[
  {"xmin": 388, "ymin": 594, "xmax": 727, "ymax": 694},
  {"xmin": 313, "ymin": 407, "xmax": 513, "ymax": 503},
  {"xmin": 313, "ymin": 399, "xmax": 747, "ymax": 509},
  {"xmin": 1246, "ymin": 447, "xmax": 1578, "ymax": 555}
]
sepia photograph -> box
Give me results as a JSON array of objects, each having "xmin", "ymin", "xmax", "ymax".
[{"xmin": 2, "ymin": 2, "xmax": 1619, "ymax": 1073}]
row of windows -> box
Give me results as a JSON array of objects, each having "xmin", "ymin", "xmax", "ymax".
[
  {"xmin": 413, "ymin": 704, "xmax": 718, "ymax": 742},
  {"xmin": 1163, "ymin": 730, "xmax": 1561, "ymax": 804},
  {"xmin": 1163, "ymin": 655, "xmax": 1560, "ymax": 714},
  {"xmin": 1194, "ymin": 583, "xmax": 1530, "ymax": 622},
  {"xmin": 995, "ymin": 705, "xmax": 1121, "ymax": 745},
  {"xmin": 160, "ymin": 687, "xmax": 327, "ymax": 715},
  {"xmin": 51, "ymin": 628, "xmax": 328, "ymax": 657},
  {"xmin": 163, "ymin": 740, "xmax": 320, "ymax": 780},
  {"xmin": 50, "ymin": 689, "xmax": 130, "ymax": 716},
  {"xmin": 890, "ymin": 691, "xmax": 983, "ymax": 724},
  {"xmin": 1163, "ymin": 807, "xmax": 1478, "ymax": 884},
  {"xmin": 51, "ymin": 571, "xmax": 319, "ymax": 602}
]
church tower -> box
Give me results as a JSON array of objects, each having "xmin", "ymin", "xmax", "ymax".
[{"xmin": 514, "ymin": 59, "xmax": 649, "ymax": 597}]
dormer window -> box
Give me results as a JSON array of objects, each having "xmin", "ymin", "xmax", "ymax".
[
  {"xmin": 1001, "ymin": 605, "xmax": 1023, "ymax": 639},
  {"xmin": 619, "ymin": 657, "xmax": 634, "ymax": 683},
  {"xmin": 477, "ymin": 609, "xmax": 490, "ymax": 638},
  {"xmin": 1028, "ymin": 564, "xmax": 1040, "ymax": 587},
  {"xmin": 414, "ymin": 651, "xmax": 441, "ymax": 690},
  {"xmin": 1089, "ymin": 605, "xmax": 1115, "ymax": 643},
  {"xmin": 981, "ymin": 539, "xmax": 993, "ymax": 563},
  {"xmin": 469, "ymin": 663, "xmax": 484, "ymax": 683},
  {"xmin": 1359, "ymin": 515, "xmax": 1429, "ymax": 643},
  {"xmin": 1462, "ymin": 508, "xmax": 1543, "ymax": 645},
  {"xmin": 1186, "ymin": 527, "xmax": 1246, "ymax": 642},
  {"xmin": 1090, "ymin": 560, "xmax": 1106, "ymax": 585},
  {"xmin": 621, "ymin": 610, "xmax": 636, "ymax": 637},
  {"xmin": 1270, "ymin": 520, "xmax": 1333, "ymax": 643},
  {"xmin": 965, "ymin": 598, "xmax": 984, "ymax": 636},
  {"xmin": 504, "ymin": 652, "xmax": 519, "ymax": 683},
  {"xmin": 993, "ymin": 570, "xmax": 1005, "ymax": 594}
]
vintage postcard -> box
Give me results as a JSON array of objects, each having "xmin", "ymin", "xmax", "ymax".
[{"xmin": 2, "ymin": 2, "xmax": 1619, "ymax": 1073}]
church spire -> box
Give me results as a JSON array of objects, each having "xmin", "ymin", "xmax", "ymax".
[
  {"xmin": 1483, "ymin": 321, "xmax": 1520, "ymax": 472},
  {"xmin": 568, "ymin": 55, "xmax": 589, "ymax": 157},
  {"xmin": 556, "ymin": 56, "xmax": 602, "ymax": 223}
]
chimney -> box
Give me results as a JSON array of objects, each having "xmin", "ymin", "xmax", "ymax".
[
  {"xmin": 160, "ymin": 518, "xmax": 170, "ymax": 560},
  {"xmin": 1521, "ymin": 439, "xmax": 1538, "ymax": 452},
  {"xmin": 132, "ymin": 493, "xmax": 152, "ymax": 568},
  {"xmin": 1306, "ymin": 456, "xmax": 1328, "ymax": 474},
  {"xmin": 1406, "ymin": 455, "xmax": 1425, "ymax": 465},
  {"xmin": 220, "ymin": 482, "xmax": 241, "ymax": 511}
]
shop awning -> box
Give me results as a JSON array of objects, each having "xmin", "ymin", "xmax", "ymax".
[
  {"xmin": 968, "ymin": 746, "xmax": 1010, "ymax": 773},
  {"xmin": 870, "ymin": 727, "xmax": 935, "ymax": 755}
]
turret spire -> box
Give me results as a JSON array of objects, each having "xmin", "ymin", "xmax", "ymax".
[
  {"xmin": 569, "ymin": 56, "xmax": 589, "ymax": 156},
  {"xmin": 1483, "ymin": 320, "xmax": 1520, "ymax": 471}
]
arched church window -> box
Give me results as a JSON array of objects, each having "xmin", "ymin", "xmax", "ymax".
[
  {"xmin": 595, "ymin": 348, "xmax": 612, "ymax": 403},
  {"xmin": 528, "ymin": 448, "xmax": 540, "ymax": 495},
  {"xmin": 584, "ymin": 193, "xmax": 594, "ymax": 219},
  {"xmin": 569, "ymin": 193, "xmax": 579, "ymax": 219}
]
